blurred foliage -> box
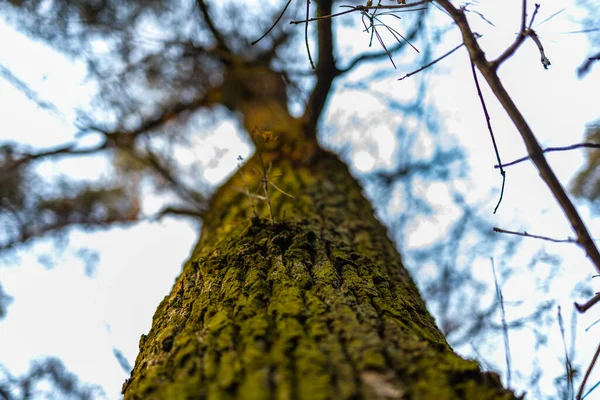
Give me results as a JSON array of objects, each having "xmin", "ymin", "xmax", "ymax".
[
  {"xmin": 571, "ymin": 124, "xmax": 600, "ymax": 212},
  {"xmin": 0, "ymin": 283, "xmax": 13, "ymax": 320},
  {"xmin": 576, "ymin": 0, "xmax": 600, "ymax": 77},
  {"xmin": 0, "ymin": 357, "xmax": 105, "ymax": 400}
]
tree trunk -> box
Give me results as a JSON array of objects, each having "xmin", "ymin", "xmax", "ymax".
[{"xmin": 122, "ymin": 141, "xmax": 516, "ymax": 399}]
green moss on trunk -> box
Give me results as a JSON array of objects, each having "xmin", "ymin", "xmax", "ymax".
[{"xmin": 123, "ymin": 147, "xmax": 517, "ymax": 400}]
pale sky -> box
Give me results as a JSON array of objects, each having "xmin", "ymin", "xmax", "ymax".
[{"xmin": 1, "ymin": 1, "xmax": 599, "ymax": 399}]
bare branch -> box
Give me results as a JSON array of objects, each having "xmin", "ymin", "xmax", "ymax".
[
  {"xmin": 469, "ymin": 59, "xmax": 505, "ymax": 213},
  {"xmin": 289, "ymin": 1, "xmax": 432, "ymax": 25},
  {"xmin": 495, "ymin": 142, "xmax": 600, "ymax": 169},
  {"xmin": 398, "ymin": 41, "xmax": 464, "ymax": 81},
  {"xmin": 154, "ymin": 207, "xmax": 204, "ymax": 221},
  {"xmin": 300, "ymin": 0, "xmax": 339, "ymax": 137},
  {"xmin": 434, "ymin": 0, "xmax": 600, "ymax": 273},
  {"xmin": 0, "ymin": 142, "xmax": 106, "ymax": 180},
  {"xmin": 493, "ymin": 227, "xmax": 579, "ymax": 244},
  {"xmin": 304, "ymin": 0, "xmax": 316, "ymax": 69},
  {"xmin": 575, "ymin": 292, "xmax": 600, "ymax": 314},
  {"xmin": 251, "ymin": 0, "xmax": 293, "ymax": 46},
  {"xmin": 195, "ymin": 0, "xmax": 230, "ymax": 52},
  {"xmin": 577, "ymin": 341, "xmax": 600, "ymax": 399}
]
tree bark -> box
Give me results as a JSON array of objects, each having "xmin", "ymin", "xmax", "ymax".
[{"xmin": 122, "ymin": 140, "xmax": 517, "ymax": 400}]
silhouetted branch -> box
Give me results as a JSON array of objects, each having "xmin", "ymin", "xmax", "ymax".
[
  {"xmin": 491, "ymin": 258, "xmax": 512, "ymax": 389},
  {"xmin": 398, "ymin": 41, "xmax": 463, "ymax": 81},
  {"xmin": 251, "ymin": 0, "xmax": 293, "ymax": 45},
  {"xmin": 435, "ymin": 0, "xmax": 600, "ymax": 274},
  {"xmin": 0, "ymin": 64, "xmax": 62, "ymax": 115},
  {"xmin": 495, "ymin": 142, "xmax": 600, "ymax": 169},
  {"xmin": 575, "ymin": 292, "xmax": 600, "ymax": 313},
  {"xmin": 154, "ymin": 206, "xmax": 204, "ymax": 221},
  {"xmin": 493, "ymin": 227, "xmax": 579, "ymax": 244},
  {"xmin": 0, "ymin": 358, "xmax": 104, "ymax": 400},
  {"xmin": 289, "ymin": 1, "xmax": 431, "ymax": 25},
  {"xmin": 577, "ymin": 341, "xmax": 600, "ymax": 399},
  {"xmin": 0, "ymin": 142, "xmax": 106, "ymax": 179},
  {"xmin": 469, "ymin": 58, "xmax": 505, "ymax": 213},
  {"xmin": 339, "ymin": 10, "xmax": 425, "ymax": 75}
]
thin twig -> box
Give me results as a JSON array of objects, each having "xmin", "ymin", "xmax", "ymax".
[
  {"xmin": 154, "ymin": 206, "xmax": 204, "ymax": 220},
  {"xmin": 290, "ymin": 7, "xmax": 356, "ymax": 24},
  {"xmin": 305, "ymin": 0, "xmax": 316, "ymax": 69},
  {"xmin": 495, "ymin": 142, "xmax": 600, "ymax": 169},
  {"xmin": 558, "ymin": 306, "xmax": 574, "ymax": 399},
  {"xmin": 434, "ymin": 0, "xmax": 600, "ymax": 274},
  {"xmin": 491, "ymin": 258, "xmax": 512, "ymax": 389},
  {"xmin": 399, "ymin": 42, "xmax": 464, "ymax": 80},
  {"xmin": 528, "ymin": 3, "xmax": 541, "ymax": 29},
  {"xmin": 469, "ymin": 59, "xmax": 505, "ymax": 213},
  {"xmin": 578, "ymin": 342, "xmax": 600, "ymax": 399},
  {"xmin": 493, "ymin": 227, "xmax": 579, "ymax": 243},
  {"xmin": 252, "ymin": 0, "xmax": 293, "ymax": 45}
]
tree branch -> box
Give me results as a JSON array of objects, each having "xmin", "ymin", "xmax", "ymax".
[
  {"xmin": 493, "ymin": 227, "xmax": 579, "ymax": 244},
  {"xmin": 575, "ymin": 292, "xmax": 600, "ymax": 313},
  {"xmin": 435, "ymin": 0, "xmax": 600, "ymax": 274},
  {"xmin": 577, "ymin": 340, "xmax": 600, "ymax": 399},
  {"xmin": 340, "ymin": 10, "xmax": 426, "ymax": 75},
  {"xmin": 495, "ymin": 142, "xmax": 600, "ymax": 169}
]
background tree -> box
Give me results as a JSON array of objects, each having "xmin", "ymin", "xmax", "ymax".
[{"xmin": 0, "ymin": 0, "xmax": 598, "ymax": 398}]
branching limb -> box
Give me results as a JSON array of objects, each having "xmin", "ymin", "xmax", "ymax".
[
  {"xmin": 495, "ymin": 142, "xmax": 600, "ymax": 169},
  {"xmin": 435, "ymin": 0, "xmax": 600, "ymax": 274},
  {"xmin": 577, "ymin": 341, "xmax": 600, "ymax": 399}
]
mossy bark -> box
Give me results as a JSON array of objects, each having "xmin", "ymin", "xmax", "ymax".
[{"xmin": 123, "ymin": 144, "xmax": 517, "ymax": 400}]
